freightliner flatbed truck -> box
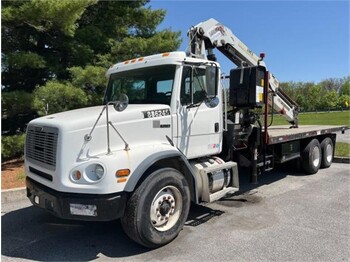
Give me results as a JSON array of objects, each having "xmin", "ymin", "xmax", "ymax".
[{"xmin": 25, "ymin": 19, "xmax": 348, "ymax": 248}]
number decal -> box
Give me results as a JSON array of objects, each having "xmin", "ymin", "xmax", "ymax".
[{"xmin": 143, "ymin": 109, "xmax": 171, "ymax": 118}]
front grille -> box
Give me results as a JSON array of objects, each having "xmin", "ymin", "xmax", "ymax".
[{"xmin": 26, "ymin": 125, "xmax": 58, "ymax": 171}]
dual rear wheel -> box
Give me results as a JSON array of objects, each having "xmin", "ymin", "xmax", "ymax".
[{"xmin": 301, "ymin": 137, "xmax": 334, "ymax": 174}]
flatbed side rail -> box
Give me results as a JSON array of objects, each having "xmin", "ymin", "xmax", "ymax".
[{"xmin": 265, "ymin": 125, "xmax": 349, "ymax": 145}]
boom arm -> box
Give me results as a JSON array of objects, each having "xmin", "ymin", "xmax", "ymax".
[{"xmin": 188, "ymin": 18, "xmax": 298, "ymax": 127}]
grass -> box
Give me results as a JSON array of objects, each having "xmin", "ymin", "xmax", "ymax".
[
  {"xmin": 271, "ymin": 111, "xmax": 350, "ymax": 126},
  {"xmin": 334, "ymin": 142, "xmax": 350, "ymax": 157},
  {"xmin": 17, "ymin": 171, "xmax": 26, "ymax": 181}
]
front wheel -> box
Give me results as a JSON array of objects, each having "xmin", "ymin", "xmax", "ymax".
[{"xmin": 121, "ymin": 168, "xmax": 190, "ymax": 248}]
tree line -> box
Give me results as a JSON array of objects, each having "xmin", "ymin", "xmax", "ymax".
[{"xmin": 280, "ymin": 77, "xmax": 350, "ymax": 112}]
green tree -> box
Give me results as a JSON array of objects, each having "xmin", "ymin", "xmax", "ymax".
[
  {"xmin": 338, "ymin": 94, "xmax": 350, "ymax": 109},
  {"xmin": 1, "ymin": 134, "xmax": 26, "ymax": 160},
  {"xmin": 319, "ymin": 78, "xmax": 343, "ymax": 92},
  {"xmin": 279, "ymin": 82, "xmax": 293, "ymax": 97},
  {"xmin": 1, "ymin": 91, "xmax": 35, "ymax": 134},
  {"xmin": 2, "ymin": 0, "xmax": 181, "ymax": 120},
  {"xmin": 33, "ymin": 81, "xmax": 89, "ymax": 116},
  {"xmin": 2, "ymin": 0, "xmax": 97, "ymax": 91},
  {"xmin": 1, "ymin": 91, "xmax": 33, "ymax": 118},
  {"xmin": 339, "ymin": 80, "xmax": 350, "ymax": 96},
  {"xmin": 2, "ymin": 0, "xmax": 181, "ymax": 96},
  {"xmin": 304, "ymin": 83, "xmax": 321, "ymax": 111},
  {"xmin": 323, "ymin": 90, "xmax": 338, "ymax": 111},
  {"xmin": 279, "ymin": 78, "xmax": 350, "ymax": 111},
  {"xmin": 69, "ymin": 65, "xmax": 107, "ymax": 104},
  {"xmin": 295, "ymin": 94, "xmax": 305, "ymax": 111}
]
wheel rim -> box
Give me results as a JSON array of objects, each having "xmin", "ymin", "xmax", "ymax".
[
  {"xmin": 150, "ymin": 186, "xmax": 182, "ymax": 232},
  {"xmin": 312, "ymin": 146, "xmax": 320, "ymax": 167},
  {"xmin": 325, "ymin": 143, "xmax": 333, "ymax": 163}
]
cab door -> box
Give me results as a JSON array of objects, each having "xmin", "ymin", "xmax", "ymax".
[{"xmin": 176, "ymin": 65, "xmax": 222, "ymax": 159}]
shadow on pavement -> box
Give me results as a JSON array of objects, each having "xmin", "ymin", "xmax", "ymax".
[
  {"xmin": 237, "ymin": 159, "xmax": 308, "ymax": 192},
  {"xmin": 2, "ymin": 164, "xmax": 307, "ymax": 260},
  {"xmin": 1, "ymin": 202, "xmax": 225, "ymax": 260},
  {"xmin": 1, "ymin": 205, "xmax": 149, "ymax": 260}
]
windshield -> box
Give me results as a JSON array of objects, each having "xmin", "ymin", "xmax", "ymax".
[{"xmin": 105, "ymin": 65, "xmax": 176, "ymax": 105}]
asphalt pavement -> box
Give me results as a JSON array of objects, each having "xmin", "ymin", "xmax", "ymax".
[{"xmin": 2, "ymin": 163, "xmax": 349, "ymax": 261}]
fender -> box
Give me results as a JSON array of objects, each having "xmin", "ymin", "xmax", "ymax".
[{"xmin": 124, "ymin": 145, "xmax": 199, "ymax": 203}]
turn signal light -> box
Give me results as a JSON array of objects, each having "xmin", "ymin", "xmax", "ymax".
[
  {"xmin": 116, "ymin": 169, "xmax": 130, "ymax": 177},
  {"xmin": 72, "ymin": 170, "xmax": 82, "ymax": 181},
  {"xmin": 117, "ymin": 178, "xmax": 127, "ymax": 183}
]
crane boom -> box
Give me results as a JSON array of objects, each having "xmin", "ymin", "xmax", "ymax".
[{"xmin": 188, "ymin": 18, "xmax": 298, "ymax": 127}]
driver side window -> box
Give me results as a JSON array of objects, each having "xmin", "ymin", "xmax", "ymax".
[{"xmin": 180, "ymin": 66, "xmax": 206, "ymax": 105}]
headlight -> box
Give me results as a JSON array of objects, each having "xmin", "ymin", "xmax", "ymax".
[
  {"xmin": 85, "ymin": 163, "xmax": 105, "ymax": 182},
  {"xmin": 94, "ymin": 164, "xmax": 104, "ymax": 179}
]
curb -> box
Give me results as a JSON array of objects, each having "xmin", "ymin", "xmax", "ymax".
[
  {"xmin": 1, "ymin": 187, "xmax": 26, "ymax": 204},
  {"xmin": 333, "ymin": 157, "xmax": 350, "ymax": 164}
]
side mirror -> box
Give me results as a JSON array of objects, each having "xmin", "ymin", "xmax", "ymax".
[
  {"xmin": 205, "ymin": 66, "xmax": 218, "ymax": 97},
  {"xmin": 113, "ymin": 94, "xmax": 129, "ymax": 112},
  {"xmin": 205, "ymin": 96, "xmax": 219, "ymax": 108}
]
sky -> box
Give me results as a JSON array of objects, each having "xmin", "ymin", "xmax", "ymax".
[{"xmin": 148, "ymin": 0, "xmax": 349, "ymax": 83}]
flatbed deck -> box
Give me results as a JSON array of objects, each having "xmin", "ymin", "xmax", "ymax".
[{"xmin": 266, "ymin": 125, "xmax": 348, "ymax": 144}]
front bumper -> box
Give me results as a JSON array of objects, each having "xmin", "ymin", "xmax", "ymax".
[{"xmin": 26, "ymin": 177, "xmax": 127, "ymax": 221}]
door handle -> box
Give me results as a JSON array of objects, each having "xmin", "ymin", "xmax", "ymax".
[{"xmin": 215, "ymin": 123, "xmax": 219, "ymax": 133}]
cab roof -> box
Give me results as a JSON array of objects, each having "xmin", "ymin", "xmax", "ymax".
[{"xmin": 105, "ymin": 51, "xmax": 219, "ymax": 77}]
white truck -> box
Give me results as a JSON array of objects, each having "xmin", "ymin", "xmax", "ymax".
[{"xmin": 25, "ymin": 19, "xmax": 347, "ymax": 248}]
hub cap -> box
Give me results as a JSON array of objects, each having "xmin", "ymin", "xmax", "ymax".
[
  {"xmin": 325, "ymin": 144, "xmax": 333, "ymax": 163},
  {"xmin": 150, "ymin": 186, "xmax": 182, "ymax": 231},
  {"xmin": 312, "ymin": 146, "xmax": 320, "ymax": 167}
]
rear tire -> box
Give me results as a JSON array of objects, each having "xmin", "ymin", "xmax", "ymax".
[
  {"xmin": 301, "ymin": 139, "xmax": 322, "ymax": 174},
  {"xmin": 320, "ymin": 137, "xmax": 334, "ymax": 168},
  {"xmin": 121, "ymin": 168, "xmax": 190, "ymax": 248}
]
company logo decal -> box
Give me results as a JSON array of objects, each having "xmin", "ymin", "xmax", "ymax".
[{"xmin": 208, "ymin": 143, "xmax": 220, "ymax": 149}]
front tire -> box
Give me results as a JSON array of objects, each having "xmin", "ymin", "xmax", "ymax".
[
  {"xmin": 121, "ymin": 168, "xmax": 190, "ymax": 248},
  {"xmin": 301, "ymin": 139, "xmax": 322, "ymax": 174}
]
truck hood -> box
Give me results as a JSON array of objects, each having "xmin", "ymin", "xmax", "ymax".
[
  {"xmin": 25, "ymin": 103, "xmax": 174, "ymax": 193},
  {"xmin": 30, "ymin": 104, "xmax": 171, "ymax": 132}
]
